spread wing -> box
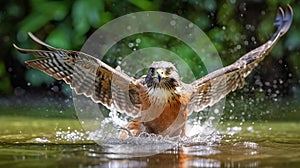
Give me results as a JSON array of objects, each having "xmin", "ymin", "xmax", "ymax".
[
  {"xmin": 188, "ymin": 5, "xmax": 293, "ymax": 113},
  {"xmin": 14, "ymin": 33, "xmax": 142, "ymax": 117}
]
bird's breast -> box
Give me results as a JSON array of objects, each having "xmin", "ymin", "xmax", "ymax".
[{"xmin": 140, "ymin": 86, "xmax": 189, "ymax": 136}]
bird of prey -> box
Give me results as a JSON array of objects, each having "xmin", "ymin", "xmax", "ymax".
[{"xmin": 14, "ymin": 5, "xmax": 293, "ymax": 139}]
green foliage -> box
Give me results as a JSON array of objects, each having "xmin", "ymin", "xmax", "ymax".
[
  {"xmin": 72, "ymin": 0, "xmax": 103, "ymax": 34},
  {"xmin": 0, "ymin": 0, "xmax": 299, "ymax": 100},
  {"xmin": 0, "ymin": 61, "xmax": 12, "ymax": 94},
  {"xmin": 25, "ymin": 69, "xmax": 55, "ymax": 87},
  {"xmin": 19, "ymin": 1, "xmax": 70, "ymax": 39},
  {"xmin": 285, "ymin": 29, "xmax": 300, "ymax": 50},
  {"xmin": 128, "ymin": 0, "xmax": 160, "ymax": 10},
  {"xmin": 46, "ymin": 25, "xmax": 72, "ymax": 49}
]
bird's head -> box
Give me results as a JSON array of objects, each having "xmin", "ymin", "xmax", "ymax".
[{"xmin": 145, "ymin": 61, "xmax": 180, "ymax": 89}]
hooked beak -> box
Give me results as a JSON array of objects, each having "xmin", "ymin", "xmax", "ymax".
[
  {"xmin": 145, "ymin": 68, "xmax": 169, "ymax": 84},
  {"xmin": 157, "ymin": 73, "xmax": 162, "ymax": 82},
  {"xmin": 156, "ymin": 69, "xmax": 167, "ymax": 82}
]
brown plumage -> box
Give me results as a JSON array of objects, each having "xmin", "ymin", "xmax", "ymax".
[{"xmin": 14, "ymin": 5, "xmax": 293, "ymax": 139}]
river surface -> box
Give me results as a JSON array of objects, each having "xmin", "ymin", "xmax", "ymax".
[{"xmin": 0, "ymin": 110, "xmax": 299, "ymax": 168}]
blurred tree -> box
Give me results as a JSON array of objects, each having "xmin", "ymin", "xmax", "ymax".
[{"xmin": 0, "ymin": 0, "xmax": 299, "ymax": 105}]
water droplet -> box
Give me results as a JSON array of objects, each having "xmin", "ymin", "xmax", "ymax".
[
  {"xmin": 136, "ymin": 38, "xmax": 141, "ymax": 43},
  {"xmin": 170, "ymin": 20, "xmax": 176, "ymax": 26},
  {"xmin": 243, "ymin": 141, "xmax": 258, "ymax": 149},
  {"xmin": 128, "ymin": 43, "xmax": 134, "ymax": 48},
  {"xmin": 51, "ymin": 85, "xmax": 59, "ymax": 92},
  {"xmin": 14, "ymin": 87, "xmax": 25, "ymax": 96},
  {"xmin": 35, "ymin": 137, "xmax": 50, "ymax": 143},
  {"xmin": 246, "ymin": 126, "xmax": 254, "ymax": 132},
  {"xmin": 172, "ymin": 14, "xmax": 178, "ymax": 19}
]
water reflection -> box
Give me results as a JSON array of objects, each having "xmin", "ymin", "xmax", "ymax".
[
  {"xmin": 1, "ymin": 121, "xmax": 300, "ymax": 167},
  {"xmin": 1, "ymin": 139, "xmax": 300, "ymax": 168},
  {"xmin": 98, "ymin": 160, "xmax": 148, "ymax": 168},
  {"xmin": 84, "ymin": 148, "xmax": 220, "ymax": 168},
  {"xmin": 182, "ymin": 145, "xmax": 221, "ymax": 156},
  {"xmin": 77, "ymin": 145, "xmax": 222, "ymax": 168},
  {"xmin": 84, "ymin": 141, "xmax": 261, "ymax": 168},
  {"xmin": 185, "ymin": 158, "xmax": 220, "ymax": 168}
]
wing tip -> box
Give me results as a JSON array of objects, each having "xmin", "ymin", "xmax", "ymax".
[
  {"xmin": 14, "ymin": 32, "xmax": 58, "ymax": 54},
  {"xmin": 272, "ymin": 4, "xmax": 293, "ymax": 40},
  {"xmin": 28, "ymin": 32, "xmax": 58, "ymax": 50},
  {"xmin": 13, "ymin": 43, "xmax": 30, "ymax": 54}
]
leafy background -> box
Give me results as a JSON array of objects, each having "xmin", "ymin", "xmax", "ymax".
[{"xmin": 0, "ymin": 0, "xmax": 299, "ymax": 121}]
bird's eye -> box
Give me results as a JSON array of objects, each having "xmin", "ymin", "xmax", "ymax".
[
  {"xmin": 165, "ymin": 67, "xmax": 173, "ymax": 75},
  {"xmin": 148, "ymin": 67, "xmax": 155, "ymax": 74}
]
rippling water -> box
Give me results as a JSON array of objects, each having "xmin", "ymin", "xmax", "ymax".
[{"xmin": 0, "ymin": 111, "xmax": 299, "ymax": 167}]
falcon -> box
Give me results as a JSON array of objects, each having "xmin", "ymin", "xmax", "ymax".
[{"xmin": 14, "ymin": 5, "xmax": 293, "ymax": 139}]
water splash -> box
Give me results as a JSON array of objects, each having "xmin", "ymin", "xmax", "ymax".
[
  {"xmin": 82, "ymin": 111, "xmax": 224, "ymax": 158},
  {"xmin": 184, "ymin": 119, "xmax": 223, "ymax": 145},
  {"xmin": 98, "ymin": 133, "xmax": 178, "ymax": 158},
  {"xmin": 35, "ymin": 137, "xmax": 50, "ymax": 143},
  {"xmin": 55, "ymin": 129, "xmax": 86, "ymax": 143}
]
